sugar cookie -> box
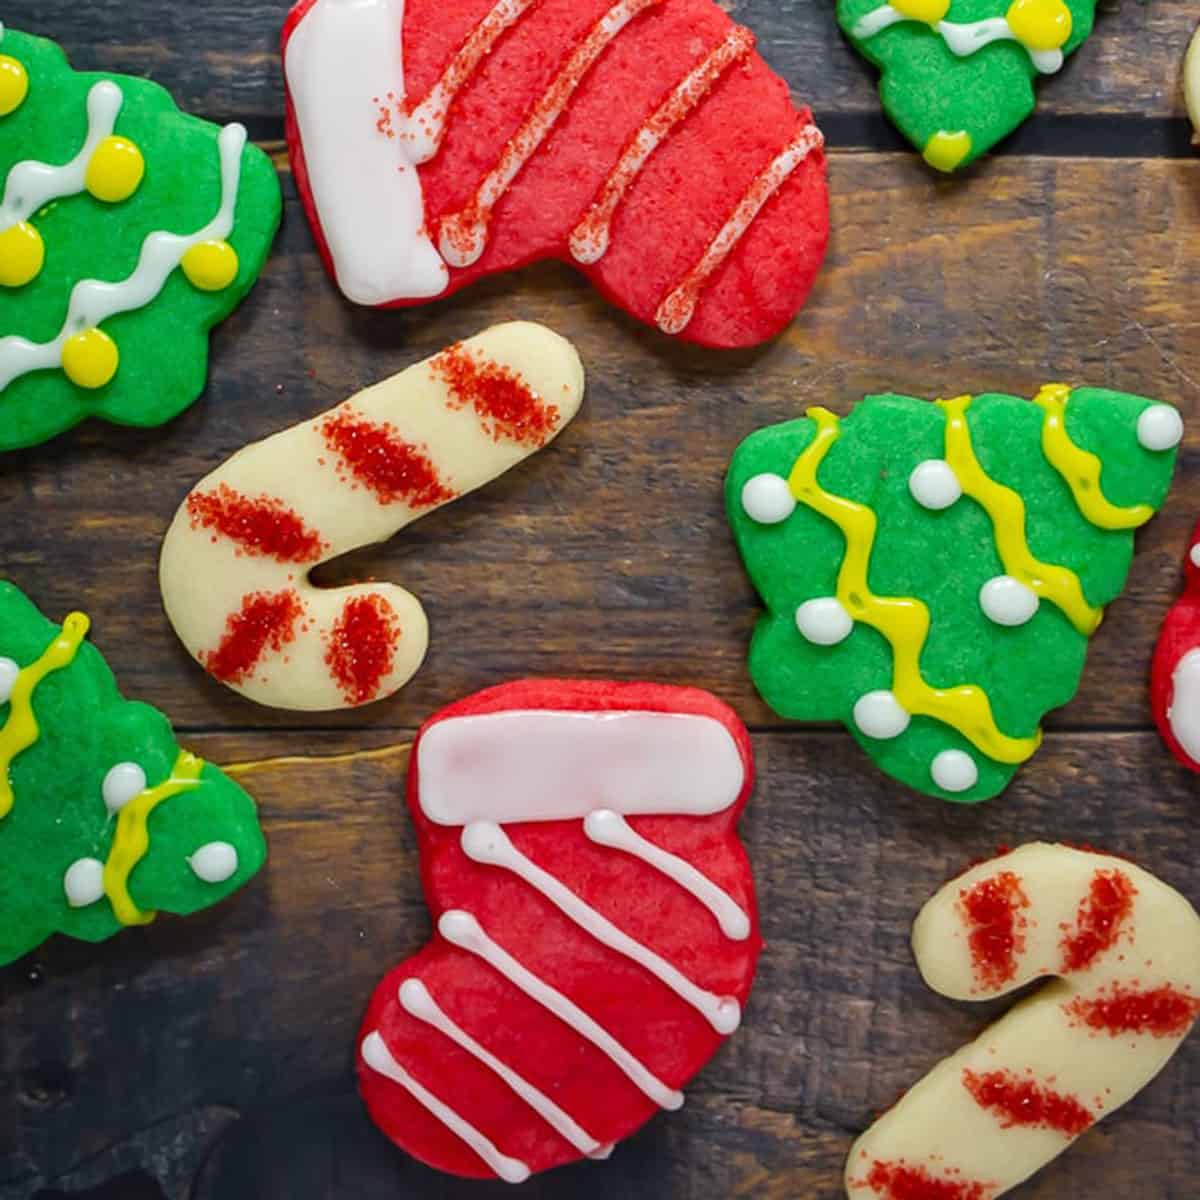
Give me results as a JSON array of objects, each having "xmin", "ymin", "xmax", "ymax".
[
  {"xmin": 159, "ymin": 322, "xmax": 583, "ymax": 711},
  {"xmin": 1151, "ymin": 518, "xmax": 1200, "ymax": 771}
]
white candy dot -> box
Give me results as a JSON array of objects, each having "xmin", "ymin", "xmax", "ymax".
[
  {"xmin": 979, "ymin": 575, "xmax": 1039, "ymax": 627},
  {"xmin": 63, "ymin": 857, "xmax": 106, "ymax": 907},
  {"xmin": 909, "ymin": 459, "xmax": 962, "ymax": 510},
  {"xmin": 931, "ymin": 749, "xmax": 978, "ymax": 793},
  {"xmin": 741, "ymin": 473, "xmax": 796, "ymax": 524},
  {"xmin": 853, "ymin": 690, "xmax": 911, "ymax": 739},
  {"xmin": 188, "ymin": 841, "xmax": 239, "ymax": 883},
  {"xmin": 795, "ymin": 597, "xmax": 853, "ymax": 646},
  {"xmin": 1137, "ymin": 404, "xmax": 1183, "ymax": 452},
  {"xmin": 103, "ymin": 761, "xmax": 147, "ymax": 814},
  {"xmin": 0, "ymin": 656, "xmax": 18, "ymax": 705},
  {"xmin": 1190, "ymin": 544, "xmax": 1200, "ymax": 569}
]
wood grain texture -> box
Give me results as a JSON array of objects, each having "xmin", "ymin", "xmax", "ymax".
[
  {"xmin": 3, "ymin": 0, "xmax": 1200, "ymax": 1198},
  {"xmin": 8, "ymin": 0, "xmax": 1197, "ymax": 127}
]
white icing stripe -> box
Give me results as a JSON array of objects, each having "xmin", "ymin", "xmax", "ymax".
[
  {"xmin": 399, "ymin": 978, "xmax": 604, "ymax": 1157},
  {"xmin": 851, "ymin": 5, "xmax": 1065, "ymax": 74},
  {"xmin": 1169, "ymin": 649, "xmax": 1200, "ymax": 765},
  {"xmin": 568, "ymin": 25, "xmax": 754, "ymax": 265},
  {"xmin": 1, "ymin": 82, "xmax": 123, "ymax": 230},
  {"xmin": 284, "ymin": 0, "xmax": 448, "ymax": 305},
  {"xmin": 0, "ymin": 124, "xmax": 246, "ymax": 391},
  {"xmin": 439, "ymin": 910, "xmax": 684, "ymax": 1110},
  {"xmin": 401, "ymin": 0, "xmax": 541, "ymax": 164},
  {"xmin": 461, "ymin": 822, "xmax": 742, "ymax": 1034},
  {"xmin": 361, "ymin": 1030, "xmax": 531, "ymax": 1183},
  {"xmin": 655, "ymin": 124, "xmax": 823, "ymax": 335},
  {"xmin": 583, "ymin": 809, "xmax": 750, "ymax": 941},
  {"xmin": 418, "ymin": 709, "xmax": 745, "ymax": 825},
  {"xmin": 438, "ymin": 0, "xmax": 662, "ymax": 268}
]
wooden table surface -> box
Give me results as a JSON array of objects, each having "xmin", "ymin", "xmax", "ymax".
[{"xmin": 3, "ymin": 2, "xmax": 1200, "ymax": 1197}]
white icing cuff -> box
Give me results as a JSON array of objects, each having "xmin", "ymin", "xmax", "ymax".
[
  {"xmin": 418, "ymin": 709, "xmax": 744, "ymax": 825},
  {"xmin": 284, "ymin": 0, "xmax": 449, "ymax": 305}
]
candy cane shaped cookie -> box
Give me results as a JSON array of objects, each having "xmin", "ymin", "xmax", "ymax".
[
  {"xmin": 846, "ymin": 843, "xmax": 1200, "ymax": 1200},
  {"xmin": 159, "ymin": 322, "xmax": 583, "ymax": 711}
]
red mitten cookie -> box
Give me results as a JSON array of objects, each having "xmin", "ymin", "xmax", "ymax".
[
  {"xmin": 282, "ymin": 0, "xmax": 828, "ymax": 349},
  {"xmin": 1151, "ymin": 518, "xmax": 1200, "ymax": 771},
  {"xmin": 357, "ymin": 680, "xmax": 760, "ymax": 1181}
]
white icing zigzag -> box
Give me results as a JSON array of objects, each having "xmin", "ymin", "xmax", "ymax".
[{"xmin": 0, "ymin": 123, "xmax": 246, "ymax": 391}]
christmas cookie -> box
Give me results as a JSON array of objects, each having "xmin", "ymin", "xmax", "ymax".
[
  {"xmin": 358, "ymin": 679, "xmax": 759, "ymax": 1181},
  {"xmin": 727, "ymin": 385, "xmax": 1181, "ymax": 803},
  {"xmin": 281, "ymin": 0, "xmax": 828, "ymax": 349},
  {"xmin": 846, "ymin": 843, "xmax": 1200, "ymax": 1199},
  {"xmin": 1187, "ymin": 25, "xmax": 1200, "ymax": 145},
  {"xmin": 159, "ymin": 322, "xmax": 583, "ymax": 712},
  {"xmin": 0, "ymin": 25, "xmax": 280, "ymax": 451},
  {"xmin": 1150, "ymin": 519, "xmax": 1200, "ymax": 772},
  {"xmin": 0, "ymin": 581, "xmax": 266, "ymax": 966},
  {"xmin": 836, "ymin": 0, "xmax": 1096, "ymax": 172}
]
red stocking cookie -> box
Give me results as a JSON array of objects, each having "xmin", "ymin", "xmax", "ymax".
[
  {"xmin": 1151, "ymin": 518, "xmax": 1200, "ymax": 771},
  {"xmin": 282, "ymin": 0, "xmax": 828, "ymax": 349},
  {"xmin": 358, "ymin": 680, "xmax": 759, "ymax": 1180}
]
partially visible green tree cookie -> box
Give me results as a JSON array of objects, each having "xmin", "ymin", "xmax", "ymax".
[
  {"xmin": 0, "ymin": 581, "xmax": 266, "ymax": 965},
  {"xmin": 0, "ymin": 25, "xmax": 281, "ymax": 450},
  {"xmin": 726, "ymin": 385, "xmax": 1181, "ymax": 803},
  {"xmin": 836, "ymin": 0, "xmax": 1096, "ymax": 171}
]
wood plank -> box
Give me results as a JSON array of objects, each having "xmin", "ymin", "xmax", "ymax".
[
  {"xmin": 1, "ymin": 154, "xmax": 1196, "ymax": 733},
  {"xmin": 3, "ymin": 729, "xmax": 1198, "ymax": 1198},
  {"xmin": 6, "ymin": 0, "xmax": 1196, "ymax": 127}
]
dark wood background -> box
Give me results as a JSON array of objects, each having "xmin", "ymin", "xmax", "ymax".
[{"xmin": 3, "ymin": 1, "xmax": 1200, "ymax": 1197}]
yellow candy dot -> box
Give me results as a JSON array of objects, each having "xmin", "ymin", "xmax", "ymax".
[
  {"xmin": 1006, "ymin": 0, "xmax": 1072, "ymax": 52},
  {"xmin": 85, "ymin": 135, "xmax": 145, "ymax": 203},
  {"xmin": 891, "ymin": 0, "xmax": 951, "ymax": 24},
  {"xmin": 181, "ymin": 240, "xmax": 240, "ymax": 291},
  {"xmin": 0, "ymin": 54, "xmax": 28, "ymax": 117},
  {"xmin": 62, "ymin": 328, "xmax": 119, "ymax": 390},
  {"xmin": 923, "ymin": 129, "xmax": 973, "ymax": 173},
  {"xmin": 0, "ymin": 221, "xmax": 44, "ymax": 287}
]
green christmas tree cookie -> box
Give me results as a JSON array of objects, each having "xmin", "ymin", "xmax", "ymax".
[
  {"xmin": 0, "ymin": 581, "xmax": 266, "ymax": 965},
  {"xmin": 0, "ymin": 25, "xmax": 281, "ymax": 450},
  {"xmin": 727, "ymin": 385, "xmax": 1181, "ymax": 803},
  {"xmin": 836, "ymin": 0, "xmax": 1096, "ymax": 172}
]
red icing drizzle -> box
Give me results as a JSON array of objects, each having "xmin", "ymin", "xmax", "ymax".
[
  {"xmin": 431, "ymin": 344, "xmax": 560, "ymax": 447},
  {"xmin": 959, "ymin": 871, "xmax": 1029, "ymax": 990},
  {"xmin": 186, "ymin": 483, "xmax": 327, "ymax": 564},
  {"xmin": 860, "ymin": 1160, "xmax": 992, "ymax": 1200},
  {"xmin": 201, "ymin": 590, "xmax": 304, "ymax": 684},
  {"xmin": 1065, "ymin": 984, "xmax": 1200, "ymax": 1038},
  {"xmin": 1060, "ymin": 869, "xmax": 1137, "ymax": 973},
  {"xmin": 961, "ymin": 1068, "xmax": 1093, "ymax": 1137},
  {"xmin": 324, "ymin": 594, "xmax": 400, "ymax": 706},
  {"xmin": 320, "ymin": 407, "xmax": 457, "ymax": 508}
]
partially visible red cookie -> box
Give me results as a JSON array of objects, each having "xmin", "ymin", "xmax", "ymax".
[
  {"xmin": 1151, "ymin": 518, "xmax": 1200, "ymax": 772},
  {"xmin": 357, "ymin": 679, "xmax": 760, "ymax": 1181},
  {"xmin": 282, "ymin": 0, "xmax": 828, "ymax": 349}
]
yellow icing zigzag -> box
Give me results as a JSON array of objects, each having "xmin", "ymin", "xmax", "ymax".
[
  {"xmin": 940, "ymin": 395, "xmax": 1102, "ymax": 635},
  {"xmin": 0, "ymin": 612, "xmax": 90, "ymax": 819},
  {"xmin": 786, "ymin": 407, "xmax": 1040, "ymax": 766},
  {"xmin": 1033, "ymin": 383, "xmax": 1154, "ymax": 531},
  {"xmin": 103, "ymin": 749, "xmax": 205, "ymax": 926}
]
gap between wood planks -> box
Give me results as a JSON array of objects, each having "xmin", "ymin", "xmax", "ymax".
[{"xmin": 227, "ymin": 113, "xmax": 1196, "ymax": 158}]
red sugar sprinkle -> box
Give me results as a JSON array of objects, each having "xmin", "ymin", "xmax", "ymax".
[
  {"xmin": 1065, "ymin": 984, "xmax": 1200, "ymax": 1038},
  {"xmin": 200, "ymin": 590, "xmax": 304, "ymax": 684},
  {"xmin": 324, "ymin": 594, "xmax": 399, "ymax": 705},
  {"xmin": 1060, "ymin": 869, "xmax": 1137, "ymax": 973},
  {"xmin": 860, "ymin": 1160, "xmax": 993, "ymax": 1200},
  {"xmin": 959, "ymin": 871, "xmax": 1030, "ymax": 990},
  {"xmin": 320, "ymin": 407, "xmax": 457, "ymax": 509},
  {"xmin": 186, "ymin": 484, "xmax": 327, "ymax": 564},
  {"xmin": 431, "ymin": 344, "xmax": 560, "ymax": 447},
  {"xmin": 961, "ymin": 1068, "xmax": 1093, "ymax": 1137}
]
